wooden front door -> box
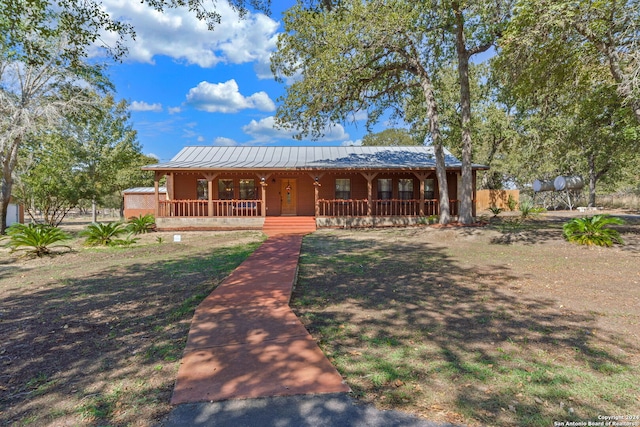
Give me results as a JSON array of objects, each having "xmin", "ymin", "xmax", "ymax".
[{"xmin": 281, "ymin": 179, "xmax": 297, "ymax": 215}]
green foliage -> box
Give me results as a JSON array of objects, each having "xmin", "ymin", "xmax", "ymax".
[
  {"xmin": 3, "ymin": 223, "xmax": 71, "ymax": 257},
  {"xmin": 562, "ymin": 215, "xmax": 625, "ymax": 247},
  {"xmin": 15, "ymin": 132, "xmax": 90, "ymax": 226},
  {"xmin": 488, "ymin": 206, "xmax": 503, "ymax": 217},
  {"xmin": 362, "ymin": 129, "xmax": 420, "ymax": 146},
  {"xmin": 81, "ymin": 222, "xmax": 129, "ymax": 246},
  {"xmin": 506, "ymin": 195, "xmax": 517, "ymax": 211},
  {"xmin": 518, "ymin": 199, "xmax": 546, "ymax": 220},
  {"xmin": 126, "ymin": 214, "xmax": 156, "ymax": 235}
]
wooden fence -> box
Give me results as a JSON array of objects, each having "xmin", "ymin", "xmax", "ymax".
[{"xmin": 476, "ymin": 190, "xmax": 520, "ymax": 212}]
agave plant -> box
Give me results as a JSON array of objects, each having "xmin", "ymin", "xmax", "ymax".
[
  {"xmin": 487, "ymin": 206, "xmax": 503, "ymax": 217},
  {"xmin": 518, "ymin": 199, "xmax": 546, "ymax": 220},
  {"xmin": 126, "ymin": 214, "xmax": 156, "ymax": 235},
  {"xmin": 81, "ymin": 222, "xmax": 128, "ymax": 246},
  {"xmin": 3, "ymin": 223, "xmax": 71, "ymax": 257},
  {"xmin": 563, "ymin": 214, "xmax": 624, "ymax": 247}
]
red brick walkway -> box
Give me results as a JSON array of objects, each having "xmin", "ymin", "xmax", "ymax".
[{"xmin": 171, "ymin": 234, "xmax": 350, "ymax": 405}]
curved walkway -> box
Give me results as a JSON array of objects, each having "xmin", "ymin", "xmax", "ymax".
[{"xmin": 170, "ymin": 234, "xmax": 350, "ymax": 405}]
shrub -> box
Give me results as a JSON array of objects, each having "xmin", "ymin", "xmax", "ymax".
[
  {"xmin": 562, "ymin": 214, "xmax": 624, "ymax": 247},
  {"xmin": 488, "ymin": 206, "xmax": 503, "ymax": 217},
  {"xmin": 81, "ymin": 222, "xmax": 128, "ymax": 246},
  {"xmin": 126, "ymin": 214, "xmax": 156, "ymax": 235},
  {"xmin": 519, "ymin": 199, "xmax": 546, "ymax": 220},
  {"xmin": 3, "ymin": 223, "xmax": 71, "ymax": 257},
  {"xmin": 506, "ymin": 194, "xmax": 517, "ymax": 211}
]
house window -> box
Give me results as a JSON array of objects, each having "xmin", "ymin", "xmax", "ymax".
[
  {"xmin": 239, "ymin": 179, "xmax": 256, "ymax": 200},
  {"xmin": 377, "ymin": 178, "xmax": 392, "ymax": 200},
  {"xmin": 398, "ymin": 178, "xmax": 414, "ymax": 200},
  {"xmin": 335, "ymin": 178, "xmax": 351, "ymax": 200},
  {"xmin": 218, "ymin": 179, "xmax": 234, "ymax": 200},
  {"xmin": 197, "ymin": 179, "xmax": 208, "ymax": 200},
  {"xmin": 424, "ymin": 178, "xmax": 435, "ymax": 199}
]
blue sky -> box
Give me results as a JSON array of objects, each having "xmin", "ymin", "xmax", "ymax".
[{"xmin": 100, "ymin": 1, "xmax": 370, "ymax": 163}]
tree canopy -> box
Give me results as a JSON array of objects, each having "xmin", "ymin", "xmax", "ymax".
[
  {"xmin": 272, "ymin": 0, "xmax": 513, "ymax": 223},
  {"xmin": 273, "ymin": 1, "xmax": 457, "ymax": 222},
  {"xmin": 499, "ymin": 0, "xmax": 640, "ymax": 123},
  {"xmin": 362, "ymin": 129, "xmax": 420, "ymax": 146}
]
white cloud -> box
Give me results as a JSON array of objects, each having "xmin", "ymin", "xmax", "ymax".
[
  {"xmin": 98, "ymin": 1, "xmax": 279, "ymax": 69},
  {"xmin": 214, "ymin": 137, "xmax": 238, "ymax": 146},
  {"xmin": 242, "ymin": 116, "xmax": 350, "ymax": 143},
  {"xmin": 130, "ymin": 100, "xmax": 163, "ymax": 112},
  {"xmin": 168, "ymin": 106, "xmax": 182, "ymax": 114},
  {"xmin": 197, "ymin": 136, "xmax": 205, "ymax": 142},
  {"xmin": 185, "ymin": 80, "xmax": 275, "ymax": 113},
  {"xmin": 351, "ymin": 110, "xmax": 368, "ymax": 122}
]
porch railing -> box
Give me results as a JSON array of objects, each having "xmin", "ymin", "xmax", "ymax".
[
  {"xmin": 318, "ymin": 199, "xmax": 460, "ymax": 217},
  {"xmin": 318, "ymin": 199, "xmax": 369, "ymax": 217},
  {"xmin": 158, "ymin": 198, "xmax": 460, "ymax": 218},
  {"xmin": 159, "ymin": 199, "xmax": 262, "ymax": 217}
]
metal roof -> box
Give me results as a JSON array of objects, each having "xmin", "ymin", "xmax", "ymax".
[
  {"xmin": 122, "ymin": 187, "xmax": 167, "ymax": 194},
  {"xmin": 143, "ymin": 146, "xmax": 486, "ymax": 171}
]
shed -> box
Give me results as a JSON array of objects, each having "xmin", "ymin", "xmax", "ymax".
[{"xmin": 123, "ymin": 187, "xmax": 166, "ymax": 219}]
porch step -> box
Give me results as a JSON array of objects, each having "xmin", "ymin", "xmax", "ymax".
[{"xmin": 263, "ymin": 216, "xmax": 317, "ymax": 237}]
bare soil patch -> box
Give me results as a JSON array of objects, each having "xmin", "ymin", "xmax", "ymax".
[
  {"xmin": 293, "ymin": 210, "xmax": 640, "ymax": 426},
  {"xmin": 0, "ymin": 224, "xmax": 264, "ymax": 426}
]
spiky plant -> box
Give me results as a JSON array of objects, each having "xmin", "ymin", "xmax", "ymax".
[
  {"xmin": 518, "ymin": 199, "xmax": 546, "ymax": 220},
  {"xmin": 487, "ymin": 206, "xmax": 503, "ymax": 217},
  {"xmin": 562, "ymin": 214, "xmax": 624, "ymax": 247},
  {"xmin": 126, "ymin": 214, "xmax": 156, "ymax": 235},
  {"xmin": 3, "ymin": 223, "xmax": 71, "ymax": 257},
  {"xmin": 81, "ymin": 222, "xmax": 128, "ymax": 246}
]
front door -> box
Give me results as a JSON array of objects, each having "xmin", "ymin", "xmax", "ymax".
[{"xmin": 281, "ymin": 179, "xmax": 297, "ymax": 215}]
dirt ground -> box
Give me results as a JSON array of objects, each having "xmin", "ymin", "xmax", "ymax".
[
  {"xmin": 0, "ymin": 223, "xmax": 264, "ymax": 426},
  {"xmin": 293, "ymin": 209, "xmax": 640, "ymax": 426},
  {"xmin": 1, "ymin": 210, "xmax": 639, "ymax": 426}
]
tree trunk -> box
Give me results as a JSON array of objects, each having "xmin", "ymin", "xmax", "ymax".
[
  {"xmin": 0, "ymin": 181, "xmax": 10, "ymax": 234},
  {"xmin": 1, "ymin": 136, "xmax": 21, "ymax": 234},
  {"xmin": 92, "ymin": 198, "xmax": 97, "ymax": 223},
  {"xmin": 587, "ymin": 153, "xmax": 608, "ymax": 208},
  {"xmin": 420, "ymin": 76, "xmax": 450, "ymax": 224},
  {"xmin": 455, "ymin": 25, "xmax": 474, "ymax": 224}
]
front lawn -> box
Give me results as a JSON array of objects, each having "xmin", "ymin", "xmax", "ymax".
[
  {"xmin": 0, "ymin": 227, "xmax": 264, "ymax": 426},
  {"xmin": 293, "ymin": 214, "xmax": 640, "ymax": 426}
]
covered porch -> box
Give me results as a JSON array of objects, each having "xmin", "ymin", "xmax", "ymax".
[
  {"xmin": 142, "ymin": 146, "xmax": 486, "ymax": 231},
  {"xmin": 149, "ymin": 169, "xmax": 465, "ymax": 230}
]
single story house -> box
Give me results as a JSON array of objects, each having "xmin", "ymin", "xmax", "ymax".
[{"xmin": 142, "ymin": 145, "xmax": 488, "ymax": 231}]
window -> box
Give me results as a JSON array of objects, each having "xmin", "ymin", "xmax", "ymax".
[
  {"xmin": 218, "ymin": 179, "xmax": 234, "ymax": 200},
  {"xmin": 197, "ymin": 179, "xmax": 208, "ymax": 200},
  {"xmin": 424, "ymin": 178, "xmax": 435, "ymax": 199},
  {"xmin": 398, "ymin": 178, "xmax": 414, "ymax": 200},
  {"xmin": 335, "ymin": 178, "xmax": 351, "ymax": 200},
  {"xmin": 377, "ymin": 178, "xmax": 392, "ymax": 200},
  {"xmin": 239, "ymin": 179, "xmax": 256, "ymax": 200}
]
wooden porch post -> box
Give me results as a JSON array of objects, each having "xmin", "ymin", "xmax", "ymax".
[
  {"xmin": 154, "ymin": 172, "xmax": 161, "ymax": 217},
  {"xmin": 413, "ymin": 172, "xmax": 429, "ymax": 217},
  {"xmin": 362, "ymin": 173, "xmax": 377, "ymax": 216},
  {"xmin": 260, "ymin": 177, "xmax": 268, "ymax": 217},
  {"xmin": 202, "ymin": 173, "xmax": 218, "ymax": 217},
  {"xmin": 309, "ymin": 173, "xmax": 324, "ymax": 217}
]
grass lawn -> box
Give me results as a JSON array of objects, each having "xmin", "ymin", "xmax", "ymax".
[
  {"xmin": 2, "ymin": 212, "xmax": 638, "ymax": 426},
  {"xmin": 292, "ymin": 212, "xmax": 640, "ymax": 426},
  {"xmin": 0, "ymin": 222, "xmax": 264, "ymax": 426}
]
